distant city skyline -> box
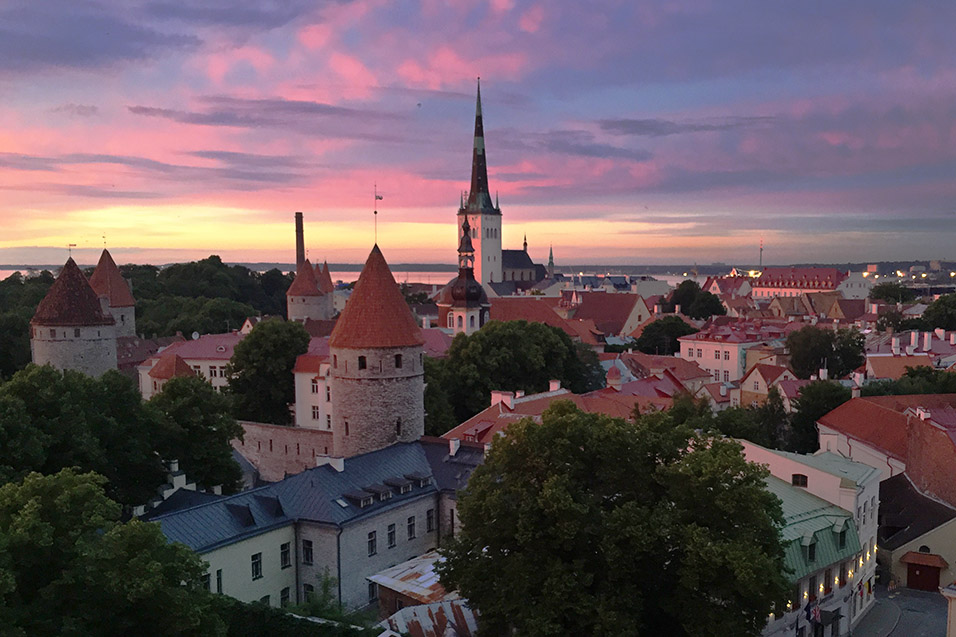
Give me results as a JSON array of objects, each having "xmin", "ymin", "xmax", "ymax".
[{"xmin": 3, "ymin": 1, "xmax": 955, "ymax": 265}]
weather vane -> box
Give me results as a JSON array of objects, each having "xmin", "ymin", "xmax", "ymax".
[
  {"xmin": 373, "ymin": 184, "xmax": 384, "ymax": 243},
  {"xmin": 68, "ymin": 243, "xmax": 76, "ymax": 256}
]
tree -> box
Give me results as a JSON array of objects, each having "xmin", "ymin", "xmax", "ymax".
[
  {"xmin": 923, "ymin": 294, "xmax": 956, "ymax": 331},
  {"xmin": 669, "ymin": 279, "xmax": 702, "ymax": 312},
  {"xmin": 0, "ymin": 469, "xmax": 225, "ymax": 636},
  {"xmin": 227, "ymin": 320, "xmax": 310, "ymax": 425},
  {"xmin": 635, "ymin": 315, "xmax": 698, "ymax": 355},
  {"xmin": 786, "ymin": 326, "xmax": 864, "ymax": 379},
  {"xmin": 665, "ymin": 280, "xmax": 726, "ymax": 319},
  {"xmin": 862, "ymin": 366, "xmax": 956, "ymax": 396},
  {"xmin": 790, "ymin": 381, "xmax": 851, "ymax": 453},
  {"xmin": 869, "ymin": 281, "xmax": 916, "ymax": 304},
  {"xmin": 687, "ymin": 290, "xmax": 726, "ymax": 320},
  {"xmin": 437, "ymin": 321, "xmax": 605, "ymax": 424},
  {"xmin": 439, "ymin": 402, "xmax": 790, "ymax": 636},
  {"xmin": 0, "ymin": 365, "xmax": 167, "ymax": 505},
  {"xmin": 0, "ymin": 313, "xmax": 30, "ymax": 380},
  {"xmin": 150, "ymin": 376, "xmax": 244, "ymax": 493},
  {"xmin": 423, "ymin": 357, "xmax": 457, "ymax": 436}
]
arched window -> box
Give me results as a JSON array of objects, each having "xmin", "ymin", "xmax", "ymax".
[
  {"xmin": 457, "ymin": 315, "xmax": 463, "ymax": 328},
  {"xmin": 358, "ymin": 356, "xmax": 367, "ymax": 370},
  {"xmin": 395, "ymin": 354, "xmax": 403, "ymax": 369},
  {"xmin": 919, "ymin": 545, "xmax": 931, "ymax": 553},
  {"xmin": 791, "ymin": 474, "xmax": 808, "ymax": 487},
  {"xmin": 447, "ymin": 313, "xmax": 454, "ymax": 328},
  {"xmin": 469, "ymin": 315, "xmax": 475, "ymax": 328}
]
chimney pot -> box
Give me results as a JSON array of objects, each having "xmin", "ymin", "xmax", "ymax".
[
  {"xmin": 449, "ymin": 438, "xmax": 461, "ymax": 456},
  {"xmin": 924, "ymin": 332, "xmax": 933, "ymax": 351},
  {"xmin": 549, "ymin": 379, "xmax": 561, "ymax": 392},
  {"xmin": 911, "ymin": 331, "xmax": 919, "ymax": 347}
]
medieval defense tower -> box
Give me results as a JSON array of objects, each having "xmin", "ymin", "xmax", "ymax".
[
  {"xmin": 328, "ymin": 245, "xmax": 425, "ymax": 458},
  {"xmin": 88, "ymin": 249, "xmax": 136, "ymax": 338},
  {"xmin": 31, "ymin": 258, "xmax": 117, "ymax": 377}
]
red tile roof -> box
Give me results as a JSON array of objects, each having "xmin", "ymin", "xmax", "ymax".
[
  {"xmin": 489, "ymin": 297, "xmax": 602, "ymax": 345},
  {"xmin": 421, "ymin": 328, "xmax": 453, "ymax": 358},
  {"xmin": 293, "ymin": 353, "xmax": 328, "ymax": 374},
  {"xmin": 316, "ymin": 261, "xmax": 335, "ymax": 294},
  {"xmin": 743, "ymin": 364, "xmax": 792, "ymax": 386},
  {"xmin": 88, "ymin": 249, "xmax": 136, "ymax": 307},
  {"xmin": 867, "ymin": 354, "xmax": 934, "ymax": 380},
  {"xmin": 31, "ymin": 258, "xmax": 115, "ymax": 327},
  {"xmin": 567, "ymin": 292, "xmax": 642, "ymax": 336},
  {"xmin": 620, "ymin": 352, "xmax": 710, "ymax": 383},
  {"xmin": 817, "ymin": 397, "xmax": 911, "ymax": 460},
  {"xmin": 754, "ymin": 267, "xmax": 846, "ymax": 289},
  {"xmin": 148, "ymin": 353, "xmax": 197, "ymax": 380},
  {"xmin": 147, "ymin": 332, "xmax": 244, "ymax": 362},
  {"xmin": 303, "ymin": 318, "xmax": 338, "ymax": 337},
  {"xmin": 329, "ymin": 245, "xmax": 424, "ymax": 349},
  {"xmin": 287, "ymin": 259, "xmax": 322, "ymax": 297}
]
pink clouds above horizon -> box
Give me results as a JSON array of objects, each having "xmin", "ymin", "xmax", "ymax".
[{"xmin": 1, "ymin": 0, "xmax": 955, "ymax": 267}]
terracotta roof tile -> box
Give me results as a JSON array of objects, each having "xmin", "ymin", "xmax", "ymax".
[
  {"xmin": 489, "ymin": 298, "xmax": 601, "ymax": 345},
  {"xmin": 567, "ymin": 292, "xmax": 641, "ymax": 336},
  {"xmin": 817, "ymin": 397, "xmax": 910, "ymax": 460},
  {"xmin": 867, "ymin": 354, "xmax": 934, "ymax": 380},
  {"xmin": 329, "ymin": 245, "xmax": 424, "ymax": 349},
  {"xmin": 317, "ymin": 261, "xmax": 335, "ymax": 294},
  {"xmin": 148, "ymin": 353, "xmax": 197, "ymax": 380},
  {"xmin": 31, "ymin": 258, "xmax": 115, "ymax": 327},
  {"xmin": 88, "ymin": 249, "xmax": 136, "ymax": 307},
  {"xmin": 287, "ymin": 259, "xmax": 322, "ymax": 297}
]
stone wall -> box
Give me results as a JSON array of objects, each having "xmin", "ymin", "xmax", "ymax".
[
  {"xmin": 110, "ymin": 306, "xmax": 136, "ymax": 338},
  {"xmin": 330, "ymin": 344, "xmax": 424, "ymax": 458},
  {"xmin": 31, "ymin": 323, "xmax": 117, "ymax": 377},
  {"xmin": 234, "ymin": 422, "xmax": 333, "ymax": 482},
  {"xmin": 288, "ymin": 294, "xmax": 333, "ymax": 322}
]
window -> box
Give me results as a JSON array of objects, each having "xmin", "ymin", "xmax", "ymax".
[
  {"xmin": 74, "ymin": 328, "xmax": 81, "ymax": 338},
  {"xmin": 723, "ymin": 370, "xmax": 729, "ymax": 382},
  {"xmin": 791, "ymin": 474, "xmax": 808, "ymax": 487},
  {"xmin": 696, "ymin": 348, "xmax": 702, "ymax": 358},
  {"xmin": 396, "ymin": 418, "xmax": 402, "ymax": 437},
  {"xmin": 457, "ymin": 315, "xmax": 463, "ymax": 328},
  {"xmin": 219, "ymin": 366, "xmax": 227, "ymax": 377},
  {"xmin": 367, "ymin": 531, "xmax": 377, "ymax": 556},
  {"xmin": 469, "ymin": 315, "xmax": 475, "ymax": 328},
  {"xmin": 326, "ymin": 386, "xmax": 330, "ymax": 402},
  {"xmin": 201, "ymin": 573, "xmax": 211, "ymax": 591},
  {"xmin": 311, "ymin": 379, "xmax": 318, "ymax": 394},
  {"xmin": 395, "ymin": 354, "xmax": 402, "ymax": 369},
  {"xmin": 407, "ymin": 516, "xmax": 416, "ymax": 540},
  {"xmin": 302, "ymin": 539, "xmax": 313, "ymax": 564},
  {"xmin": 345, "ymin": 418, "xmax": 349, "ymax": 436},
  {"xmin": 808, "ymin": 575, "xmax": 817, "ymax": 601},
  {"xmin": 839, "ymin": 529, "xmax": 847, "ymax": 549},
  {"xmin": 333, "ymin": 355, "xmax": 337, "ymax": 368},
  {"xmin": 919, "ymin": 544, "xmax": 931, "ymax": 553},
  {"xmin": 808, "ymin": 541, "xmax": 816, "ymax": 563},
  {"xmin": 312, "ymin": 406, "xmax": 320, "ymax": 420},
  {"xmin": 753, "ymin": 381, "xmax": 759, "ymax": 391},
  {"xmin": 259, "ymin": 595, "xmax": 270, "ymax": 606},
  {"xmin": 304, "ymin": 583, "xmax": 315, "ymax": 600},
  {"xmin": 251, "ymin": 552, "xmax": 263, "ymax": 580},
  {"xmin": 49, "ymin": 328, "xmax": 56, "ymax": 338},
  {"xmin": 280, "ymin": 542, "xmax": 291, "ymax": 569},
  {"xmin": 840, "ymin": 562, "xmax": 848, "ymax": 587},
  {"xmin": 280, "ymin": 587, "xmax": 290, "ymax": 607},
  {"xmin": 447, "ymin": 313, "xmax": 454, "ymax": 328},
  {"xmin": 388, "ymin": 524, "xmax": 396, "ymax": 548},
  {"xmin": 326, "ymin": 415, "xmax": 331, "ymax": 429},
  {"xmin": 368, "ymin": 582, "xmax": 377, "ymax": 602},
  {"xmin": 687, "ymin": 348, "xmax": 694, "ymax": 358},
  {"xmin": 216, "ymin": 569, "xmax": 223, "ymax": 594},
  {"xmin": 824, "ymin": 568, "xmax": 832, "ymax": 594},
  {"xmin": 713, "ymin": 370, "xmax": 720, "ymax": 381},
  {"xmin": 358, "ymin": 356, "xmax": 366, "ymax": 370},
  {"xmin": 209, "ymin": 366, "xmax": 216, "ymax": 378},
  {"xmin": 714, "ymin": 350, "xmax": 719, "ymax": 360},
  {"xmin": 724, "ymin": 351, "xmax": 730, "ymax": 360},
  {"xmin": 426, "ymin": 508, "xmax": 435, "ymax": 532}
]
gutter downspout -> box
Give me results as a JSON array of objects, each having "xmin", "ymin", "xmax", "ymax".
[
  {"xmin": 336, "ymin": 526, "xmax": 343, "ymax": 608},
  {"xmin": 294, "ymin": 522, "xmax": 300, "ymax": 604}
]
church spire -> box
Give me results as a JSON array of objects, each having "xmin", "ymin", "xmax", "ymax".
[
  {"xmin": 523, "ymin": 234, "xmax": 527, "ymax": 252},
  {"xmin": 548, "ymin": 244, "xmax": 555, "ymax": 279},
  {"xmin": 458, "ymin": 216, "xmax": 475, "ymax": 270},
  {"xmin": 466, "ymin": 78, "xmax": 497, "ymax": 214}
]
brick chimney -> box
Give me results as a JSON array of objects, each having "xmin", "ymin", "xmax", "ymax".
[
  {"xmin": 295, "ymin": 211, "xmax": 305, "ymax": 268},
  {"xmin": 490, "ymin": 390, "xmax": 514, "ymax": 409}
]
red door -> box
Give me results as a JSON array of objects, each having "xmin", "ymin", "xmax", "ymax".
[{"xmin": 907, "ymin": 563, "xmax": 940, "ymax": 591}]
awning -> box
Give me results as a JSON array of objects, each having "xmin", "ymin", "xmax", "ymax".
[
  {"xmin": 901, "ymin": 551, "xmax": 949, "ymax": 569},
  {"xmin": 820, "ymin": 609, "xmax": 843, "ymax": 627}
]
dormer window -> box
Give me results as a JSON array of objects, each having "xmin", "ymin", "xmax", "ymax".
[
  {"xmin": 418, "ymin": 478, "xmax": 430, "ymax": 488},
  {"xmin": 358, "ymin": 356, "xmax": 367, "ymax": 370},
  {"xmin": 379, "ymin": 491, "xmax": 391, "ymax": 502},
  {"xmin": 361, "ymin": 496, "xmax": 373, "ymax": 508},
  {"xmin": 400, "ymin": 484, "xmax": 412, "ymax": 495},
  {"xmin": 839, "ymin": 529, "xmax": 847, "ymax": 549},
  {"xmin": 791, "ymin": 474, "xmax": 808, "ymax": 488},
  {"xmin": 808, "ymin": 541, "xmax": 816, "ymax": 563}
]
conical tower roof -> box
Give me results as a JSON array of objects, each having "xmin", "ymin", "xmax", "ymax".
[
  {"xmin": 464, "ymin": 79, "xmax": 499, "ymax": 215},
  {"xmin": 329, "ymin": 245, "xmax": 424, "ymax": 349},
  {"xmin": 148, "ymin": 353, "xmax": 197, "ymax": 380},
  {"xmin": 89, "ymin": 249, "xmax": 136, "ymax": 308},
  {"xmin": 317, "ymin": 261, "xmax": 335, "ymax": 294},
  {"xmin": 286, "ymin": 259, "xmax": 322, "ymax": 297},
  {"xmin": 31, "ymin": 258, "xmax": 115, "ymax": 327}
]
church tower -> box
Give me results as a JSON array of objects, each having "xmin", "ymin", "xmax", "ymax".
[
  {"xmin": 328, "ymin": 245, "xmax": 425, "ymax": 458},
  {"xmin": 437, "ymin": 216, "xmax": 490, "ymax": 334},
  {"xmin": 457, "ymin": 80, "xmax": 502, "ymax": 286}
]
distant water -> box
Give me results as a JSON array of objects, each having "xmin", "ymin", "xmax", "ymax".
[
  {"xmin": 0, "ymin": 270, "xmax": 21, "ymax": 280},
  {"xmin": 330, "ymin": 270, "xmax": 457, "ymax": 285}
]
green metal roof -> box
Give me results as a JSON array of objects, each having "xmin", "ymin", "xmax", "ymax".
[
  {"xmin": 765, "ymin": 476, "xmax": 862, "ymax": 581},
  {"xmin": 770, "ymin": 450, "xmax": 880, "ymax": 488}
]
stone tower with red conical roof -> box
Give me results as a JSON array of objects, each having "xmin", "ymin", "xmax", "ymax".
[
  {"xmin": 89, "ymin": 249, "xmax": 136, "ymax": 338},
  {"xmin": 286, "ymin": 258, "xmax": 333, "ymax": 322},
  {"xmin": 328, "ymin": 245, "xmax": 425, "ymax": 458},
  {"xmin": 31, "ymin": 258, "xmax": 117, "ymax": 377}
]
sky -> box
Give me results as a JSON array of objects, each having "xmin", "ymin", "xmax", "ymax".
[{"xmin": 2, "ymin": 1, "xmax": 956, "ymax": 267}]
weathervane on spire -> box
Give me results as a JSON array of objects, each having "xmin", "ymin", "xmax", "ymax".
[
  {"xmin": 373, "ymin": 184, "xmax": 384, "ymax": 243},
  {"xmin": 68, "ymin": 243, "xmax": 76, "ymax": 257}
]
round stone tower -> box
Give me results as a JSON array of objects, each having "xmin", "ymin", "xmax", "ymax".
[
  {"xmin": 89, "ymin": 249, "xmax": 136, "ymax": 338},
  {"xmin": 328, "ymin": 245, "xmax": 425, "ymax": 458},
  {"xmin": 287, "ymin": 258, "xmax": 332, "ymax": 322},
  {"xmin": 31, "ymin": 257, "xmax": 117, "ymax": 377}
]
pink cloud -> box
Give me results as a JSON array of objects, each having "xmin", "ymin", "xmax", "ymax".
[
  {"xmin": 328, "ymin": 52, "xmax": 379, "ymax": 99},
  {"xmin": 298, "ymin": 24, "xmax": 332, "ymax": 50},
  {"xmin": 518, "ymin": 5, "xmax": 545, "ymax": 33},
  {"xmin": 397, "ymin": 45, "xmax": 528, "ymax": 89}
]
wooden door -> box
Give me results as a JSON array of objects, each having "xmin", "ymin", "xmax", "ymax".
[{"xmin": 907, "ymin": 563, "xmax": 940, "ymax": 591}]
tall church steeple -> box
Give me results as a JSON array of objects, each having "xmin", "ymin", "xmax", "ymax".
[
  {"xmin": 548, "ymin": 244, "xmax": 554, "ymax": 279},
  {"xmin": 458, "ymin": 78, "xmax": 502, "ymax": 286}
]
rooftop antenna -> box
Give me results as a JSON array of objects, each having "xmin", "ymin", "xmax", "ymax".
[
  {"xmin": 68, "ymin": 243, "xmax": 76, "ymax": 257},
  {"xmin": 374, "ymin": 184, "xmax": 384, "ymax": 244}
]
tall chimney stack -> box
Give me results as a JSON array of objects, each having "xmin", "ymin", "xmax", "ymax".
[{"xmin": 295, "ymin": 212, "xmax": 305, "ymax": 268}]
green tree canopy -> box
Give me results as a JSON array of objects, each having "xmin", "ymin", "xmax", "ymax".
[
  {"xmin": 0, "ymin": 469, "xmax": 225, "ymax": 636},
  {"xmin": 665, "ymin": 280, "xmax": 726, "ymax": 320},
  {"xmin": 869, "ymin": 281, "xmax": 917, "ymax": 304},
  {"xmin": 786, "ymin": 326, "xmax": 864, "ymax": 379},
  {"xmin": 425, "ymin": 320, "xmax": 606, "ymax": 428},
  {"xmin": 862, "ymin": 366, "xmax": 956, "ymax": 396},
  {"xmin": 790, "ymin": 381, "xmax": 851, "ymax": 453},
  {"xmin": 150, "ymin": 376, "xmax": 244, "ymax": 493},
  {"xmin": 0, "ymin": 365, "xmax": 167, "ymax": 505},
  {"xmin": 635, "ymin": 315, "xmax": 699, "ymax": 355},
  {"xmin": 438, "ymin": 402, "xmax": 789, "ymax": 636},
  {"xmin": 227, "ymin": 320, "xmax": 310, "ymax": 425},
  {"xmin": 0, "ymin": 313, "xmax": 31, "ymax": 380},
  {"xmin": 923, "ymin": 294, "xmax": 956, "ymax": 331}
]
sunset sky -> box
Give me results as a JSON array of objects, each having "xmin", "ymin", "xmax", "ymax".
[{"xmin": 3, "ymin": 1, "xmax": 956, "ymax": 267}]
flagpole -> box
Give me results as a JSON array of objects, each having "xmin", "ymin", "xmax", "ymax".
[{"xmin": 373, "ymin": 184, "xmax": 384, "ymax": 244}]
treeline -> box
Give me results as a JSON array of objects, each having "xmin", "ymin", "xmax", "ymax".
[{"xmin": 0, "ymin": 256, "xmax": 294, "ymax": 379}]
